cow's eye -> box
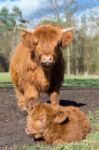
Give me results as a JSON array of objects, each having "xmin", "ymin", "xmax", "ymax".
[
  {"xmin": 55, "ymin": 42, "xmax": 60, "ymax": 50},
  {"xmin": 57, "ymin": 41, "xmax": 61, "ymax": 48}
]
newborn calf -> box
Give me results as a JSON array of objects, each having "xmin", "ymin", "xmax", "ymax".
[{"xmin": 25, "ymin": 104, "xmax": 91, "ymax": 144}]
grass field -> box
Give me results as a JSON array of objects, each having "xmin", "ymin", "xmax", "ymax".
[
  {"xmin": 0, "ymin": 72, "xmax": 11, "ymax": 82},
  {"xmin": 0, "ymin": 72, "xmax": 12, "ymax": 87},
  {"xmin": 1, "ymin": 72, "xmax": 99, "ymax": 88},
  {"xmin": 4, "ymin": 111, "xmax": 99, "ymax": 150}
]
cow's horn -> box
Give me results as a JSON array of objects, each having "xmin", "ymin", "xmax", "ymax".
[
  {"xmin": 62, "ymin": 27, "xmax": 75, "ymax": 33},
  {"xmin": 17, "ymin": 27, "xmax": 34, "ymax": 33}
]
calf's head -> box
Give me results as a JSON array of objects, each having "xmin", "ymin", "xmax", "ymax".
[
  {"xmin": 25, "ymin": 103, "xmax": 68, "ymax": 139},
  {"xmin": 25, "ymin": 104, "xmax": 51, "ymax": 139},
  {"xmin": 20, "ymin": 25, "xmax": 74, "ymax": 69}
]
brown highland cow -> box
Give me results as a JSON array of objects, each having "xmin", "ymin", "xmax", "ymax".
[
  {"xmin": 10, "ymin": 25, "xmax": 74, "ymax": 111},
  {"xmin": 25, "ymin": 103, "xmax": 91, "ymax": 145}
]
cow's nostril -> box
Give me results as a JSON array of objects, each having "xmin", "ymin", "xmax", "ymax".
[
  {"xmin": 49, "ymin": 56, "xmax": 53, "ymax": 62},
  {"xmin": 25, "ymin": 128, "xmax": 32, "ymax": 135}
]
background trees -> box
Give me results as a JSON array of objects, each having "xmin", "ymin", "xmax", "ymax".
[
  {"xmin": 0, "ymin": 6, "xmax": 27, "ymax": 71},
  {"xmin": 0, "ymin": 1, "xmax": 99, "ymax": 76},
  {"xmin": 46, "ymin": 0, "xmax": 99, "ymax": 76}
]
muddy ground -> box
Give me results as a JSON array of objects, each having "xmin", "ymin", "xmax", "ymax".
[{"xmin": 0, "ymin": 87, "xmax": 99, "ymax": 149}]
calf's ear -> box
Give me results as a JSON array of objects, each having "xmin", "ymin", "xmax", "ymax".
[
  {"xmin": 61, "ymin": 32, "xmax": 73, "ymax": 48},
  {"xmin": 53, "ymin": 111, "xmax": 68, "ymax": 124},
  {"xmin": 21, "ymin": 31, "xmax": 33, "ymax": 48}
]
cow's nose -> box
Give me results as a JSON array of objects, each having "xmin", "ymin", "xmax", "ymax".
[
  {"xmin": 43, "ymin": 55, "xmax": 53, "ymax": 63},
  {"xmin": 41, "ymin": 55, "xmax": 53, "ymax": 65}
]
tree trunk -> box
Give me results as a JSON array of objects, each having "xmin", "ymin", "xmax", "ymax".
[{"xmin": 67, "ymin": 47, "xmax": 70, "ymax": 75}]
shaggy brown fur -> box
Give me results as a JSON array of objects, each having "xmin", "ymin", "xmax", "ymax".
[
  {"xmin": 25, "ymin": 103, "xmax": 91, "ymax": 144},
  {"xmin": 9, "ymin": 25, "xmax": 73, "ymax": 111}
]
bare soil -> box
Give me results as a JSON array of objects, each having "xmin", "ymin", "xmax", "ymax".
[{"xmin": 0, "ymin": 87, "xmax": 99, "ymax": 149}]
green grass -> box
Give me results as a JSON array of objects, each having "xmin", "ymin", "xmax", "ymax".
[
  {"xmin": 63, "ymin": 78, "xmax": 99, "ymax": 88},
  {"xmin": 0, "ymin": 72, "xmax": 12, "ymax": 87},
  {"xmin": 3, "ymin": 111, "xmax": 99, "ymax": 150},
  {"xmin": 1, "ymin": 72, "xmax": 99, "ymax": 88},
  {"xmin": 0, "ymin": 72, "xmax": 11, "ymax": 83}
]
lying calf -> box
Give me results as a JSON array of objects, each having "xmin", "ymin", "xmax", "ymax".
[{"xmin": 25, "ymin": 104, "xmax": 91, "ymax": 144}]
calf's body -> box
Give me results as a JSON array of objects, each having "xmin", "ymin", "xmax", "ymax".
[{"xmin": 26, "ymin": 104, "xmax": 91, "ymax": 144}]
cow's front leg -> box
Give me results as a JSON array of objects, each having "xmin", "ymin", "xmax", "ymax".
[
  {"xmin": 24, "ymin": 84, "xmax": 39, "ymax": 110},
  {"xmin": 15, "ymin": 87, "xmax": 26, "ymax": 111},
  {"xmin": 49, "ymin": 91, "xmax": 59, "ymax": 107}
]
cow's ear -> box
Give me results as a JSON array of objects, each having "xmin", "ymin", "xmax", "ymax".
[
  {"xmin": 61, "ymin": 32, "xmax": 73, "ymax": 48},
  {"xmin": 21, "ymin": 31, "xmax": 33, "ymax": 48},
  {"xmin": 53, "ymin": 111, "xmax": 68, "ymax": 124}
]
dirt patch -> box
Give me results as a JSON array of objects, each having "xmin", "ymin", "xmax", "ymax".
[{"xmin": 0, "ymin": 87, "xmax": 99, "ymax": 149}]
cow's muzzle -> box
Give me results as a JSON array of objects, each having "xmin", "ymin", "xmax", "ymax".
[{"xmin": 41, "ymin": 55, "xmax": 54, "ymax": 67}]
